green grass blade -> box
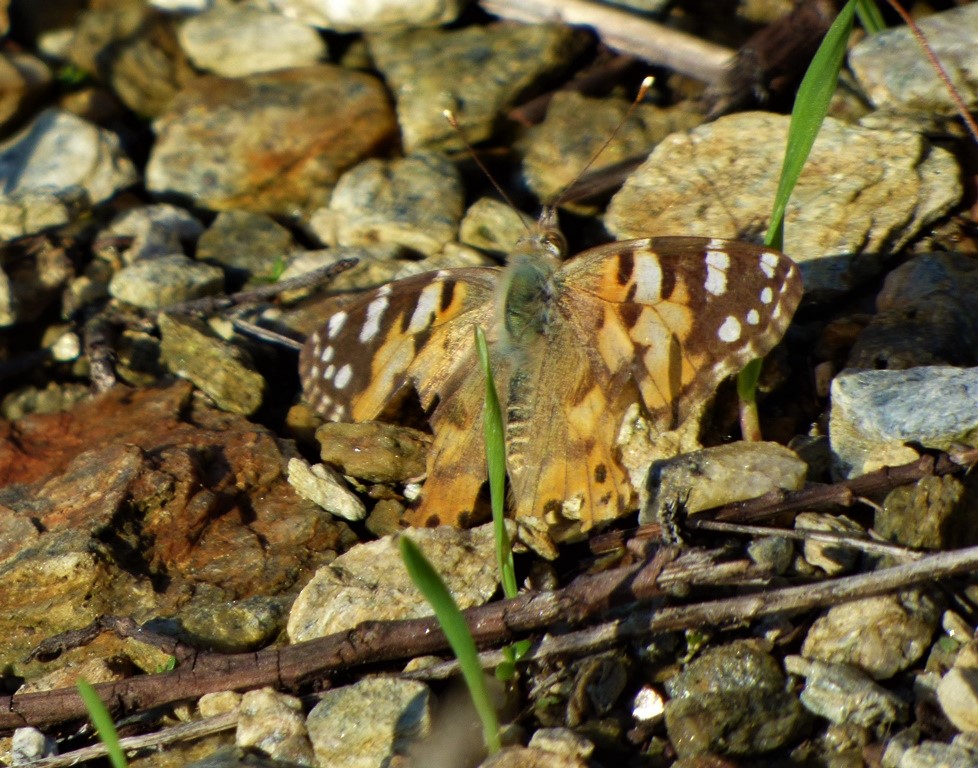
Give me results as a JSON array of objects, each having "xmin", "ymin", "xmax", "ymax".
[
  {"xmin": 855, "ymin": 0, "xmax": 885, "ymax": 35},
  {"xmin": 399, "ymin": 535, "xmax": 502, "ymax": 754},
  {"xmin": 77, "ymin": 679, "xmax": 128, "ymax": 768},
  {"xmin": 765, "ymin": 0, "xmax": 857, "ymax": 249},
  {"xmin": 740, "ymin": 0, "xmax": 856, "ymax": 429},
  {"xmin": 474, "ymin": 326, "xmax": 518, "ymax": 602}
]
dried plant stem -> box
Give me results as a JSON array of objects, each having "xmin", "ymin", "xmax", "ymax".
[
  {"xmin": 22, "ymin": 711, "xmax": 238, "ymax": 768},
  {"xmin": 408, "ymin": 543, "xmax": 978, "ymax": 681},
  {"xmin": 479, "ymin": 0, "xmax": 732, "ymax": 83},
  {"xmin": 7, "ymin": 542, "xmax": 978, "ymax": 731}
]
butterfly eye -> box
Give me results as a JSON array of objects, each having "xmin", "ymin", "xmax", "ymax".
[{"xmin": 543, "ymin": 231, "xmax": 567, "ymax": 257}]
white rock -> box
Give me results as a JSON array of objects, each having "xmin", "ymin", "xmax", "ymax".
[
  {"xmin": 179, "ymin": 6, "xmax": 327, "ymax": 77},
  {"xmin": 306, "ymin": 678, "xmax": 430, "ymax": 768},
  {"xmin": 0, "ymin": 108, "xmax": 136, "ymax": 207},
  {"xmin": 287, "ymin": 524, "xmax": 502, "ymax": 642},
  {"xmin": 266, "ymin": 0, "xmax": 464, "ymax": 32},
  {"xmin": 830, "ymin": 366, "xmax": 978, "ymax": 479},
  {"xmin": 287, "ymin": 458, "xmax": 366, "ymax": 521}
]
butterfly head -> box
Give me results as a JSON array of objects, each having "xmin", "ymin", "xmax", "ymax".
[{"xmin": 510, "ymin": 206, "xmax": 567, "ymax": 266}]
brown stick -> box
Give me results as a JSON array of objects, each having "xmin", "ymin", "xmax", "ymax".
[
  {"xmin": 590, "ymin": 451, "xmax": 975, "ymax": 555},
  {"xmin": 479, "ymin": 0, "xmax": 732, "ymax": 83},
  {"xmin": 7, "ymin": 542, "xmax": 978, "ymax": 732}
]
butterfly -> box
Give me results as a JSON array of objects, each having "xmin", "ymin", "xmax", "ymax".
[{"xmin": 299, "ymin": 207, "xmax": 803, "ymax": 556}]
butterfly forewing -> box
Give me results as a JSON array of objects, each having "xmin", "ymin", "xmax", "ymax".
[
  {"xmin": 560, "ymin": 236, "xmax": 803, "ymax": 431},
  {"xmin": 299, "ymin": 268, "xmax": 499, "ymax": 422}
]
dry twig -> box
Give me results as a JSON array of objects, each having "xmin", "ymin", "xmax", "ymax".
[
  {"xmin": 479, "ymin": 0, "xmax": 732, "ymax": 83},
  {"xmin": 7, "ymin": 542, "xmax": 978, "ymax": 732}
]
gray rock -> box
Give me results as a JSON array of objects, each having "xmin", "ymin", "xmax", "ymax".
[
  {"xmin": 0, "ymin": 107, "xmax": 136, "ymax": 213},
  {"xmin": 887, "ymin": 740, "xmax": 978, "ymax": 768},
  {"xmin": 664, "ymin": 640, "xmax": 807, "ymax": 757},
  {"xmin": 94, "ymin": 204, "xmax": 204, "ymax": 265},
  {"xmin": 801, "ymin": 591, "xmax": 941, "ymax": 680},
  {"xmin": 109, "ymin": 253, "xmax": 224, "ymax": 310},
  {"xmin": 527, "ymin": 728, "xmax": 594, "ymax": 760},
  {"xmin": 459, "ymin": 197, "xmax": 534, "ymax": 257},
  {"xmin": 939, "ymin": 666, "xmax": 978, "ymax": 735},
  {"xmin": 368, "ymin": 24, "xmax": 586, "ymax": 152},
  {"xmin": 70, "ymin": 5, "xmax": 197, "ymax": 118},
  {"xmin": 746, "ymin": 535, "xmax": 794, "ymax": 575},
  {"xmin": 521, "ymin": 91, "xmax": 699, "ymax": 209},
  {"xmin": 153, "ymin": 0, "xmax": 214, "ymax": 10},
  {"xmin": 0, "ymin": 52, "xmax": 51, "ymax": 132},
  {"xmin": 849, "ymin": 4, "xmax": 978, "ymax": 115},
  {"xmin": 314, "ymin": 421, "xmax": 430, "ymax": 484},
  {"xmin": 287, "ymin": 524, "xmax": 502, "ymax": 642},
  {"xmin": 566, "ymin": 653, "xmax": 629, "ymax": 726},
  {"xmin": 178, "ymin": 6, "xmax": 327, "ymax": 77},
  {"xmin": 310, "ymin": 152, "xmax": 463, "ymax": 256},
  {"xmin": 829, "ymin": 366, "xmax": 978, "ymax": 479},
  {"xmin": 877, "ymin": 475, "xmax": 978, "ymax": 551},
  {"xmin": 196, "ymin": 210, "xmax": 296, "ymax": 289},
  {"xmin": 849, "ymin": 252, "xmax": 978, "ymax": 369},
  {"xmin": 158, "ymin": 313, "xmax": 266, "ymax": 416},
  {"xmin": 181, "ymin": 596, "xmax": 288, "ymax": 653},
  {"xmin": 785, "ymin": 656, "xmax": 908, "ymax": 733},
  {"xmin": 0, "ymin": 235, "xmax": 74, "ymax": 325},
  {"xmin": 606, "ymin": 112, "xmax": 960, "ymax": 296},
  {"xmin": 1, "ymin": 381, "xmax": 88, "ymax": 420},
  {"xmin": 641, "ymin": 441, "xmax": 807, "ymax": 525},
  {"xmin": 478, "ymin": 746, "xmax": 589, "ymax": 768},
  {"xmin": 795, "ymin": 512, "xmax": 866, "ymax": 575},
  {"xmin": 115, "ymin": 329, "xmax": 164, "ymax": 387},
  {"xmin": 146, "ymin": 65, "xmax": 397, "ymax": 215},
  {"xmin": 62, "ymin": 258, "xmax": 114, "ymax": 319},
  {"xmin": 306, "ymin": 677, "xmax": 430, "ymax": 768},
  {"xmin": 0, "ymin": 186, "xmax": 87, "ymax": 240},
  {"xmin": 365, "ymin": 499, "xmax": 404, "ymax": 539},
  {"xmin": 267, "ymin": 0, "xmax": 464, "ymax": 31},
  {"xmin": 236, "ymin": 688, "xmax": 315, "ymax": 766},
  {"xmin": 198, "ymin": 691, "xmax": 241, "ymax": 718},
  {"xmin": 11, "ymin": 727, "xmax": 58, "ymax": 763},
  {"xmin": 287, "ymin": 457, "xmax": 366, "ymax": 521}
]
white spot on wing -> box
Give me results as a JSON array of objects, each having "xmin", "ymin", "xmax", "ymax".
[
  {"xmin": 408, "ymin": 281, "xmax": 444, "ymax": 332},
  {"xmin": 704, "ymin": 249, "xmax": 729, "ymax": 296},
  {"xmin": 360, "ymin": 295, "xmax": 389, "ymax": 342},
  {"xmin": 323, "ymin": 364, "xmax": 335, "ymax": 380},
  {"xmin": 329, "ymin": 404, "xmax": 345, "ymax": 421},
  {"xmin": 760, "ymin": 251, "xmax": 779, "ymax": 279},
  {"xmin": 746, "ymin": 309, "xmax": 760, "ymax": 325},
  {"xmin": 334, "ymin": 363, "xmax": 353, "ymax": 389},
  {"xmin": 760, "ymin": 286, "xmax": 774, "ymax": 304},
  {"xmin": 718, "ymin": 316, "xmax": 741, "ymax": 343},
  {"xmin": 320, "ymin": 345, "xmax": 334, "ymax": 363},
  {"xmin": 632, "ymin": 253, "xmax": 662, "ymax": 303},
  {"xmin": 328, "ymin": 312, "xmax": 347, "ymax": 339}
]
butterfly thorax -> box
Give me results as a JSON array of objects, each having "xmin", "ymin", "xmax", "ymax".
[{"xmin": 499, "ymin": 212, "xmax": 567, "ymax": 348}]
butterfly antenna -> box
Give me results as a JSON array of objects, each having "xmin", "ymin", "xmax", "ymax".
[
  {"xmin": 551, "ymin": 75, "xmax": 654, "ymax": 209},
  {"xmin": 444, "ymin": 109, "xmax": 533, "ymax": 234}
]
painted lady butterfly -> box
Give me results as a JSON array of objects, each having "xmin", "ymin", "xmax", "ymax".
[{"xmin": 299, "ymin": 207, "xmax": 803, "ymax": 556}]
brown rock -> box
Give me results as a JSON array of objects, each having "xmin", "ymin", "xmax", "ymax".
[{"xmin": 146, "ymin": 65, "xmax": 397, "ymax": 214}]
